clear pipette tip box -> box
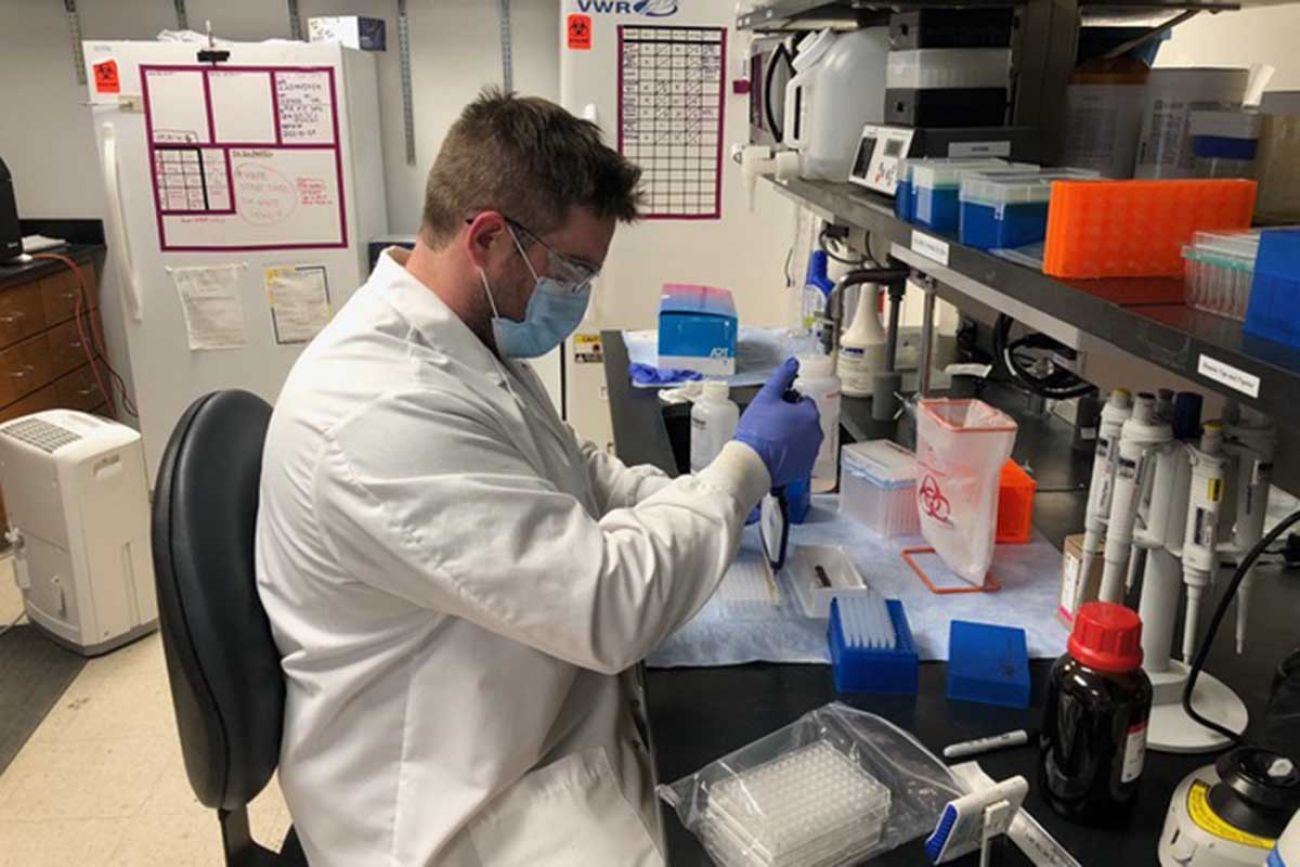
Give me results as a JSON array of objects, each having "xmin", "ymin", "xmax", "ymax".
[
  {"xmin": 829, "ymin": 597, "xmax": 920, "ymax": 695},
  {"xmin": 840, "ymin": 440, "xmax": 921, "ymax": 539},
  {"xmin": 698, "ymin": 739, "xmax": 892, "ymax": 867}
]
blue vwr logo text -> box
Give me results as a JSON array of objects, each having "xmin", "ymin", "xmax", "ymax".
[{"xmin": 576, "ymin": 0, "xmax": 679, "ymax": 16}]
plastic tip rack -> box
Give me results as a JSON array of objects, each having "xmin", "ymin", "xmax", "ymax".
[
  {"xmin": 699, "ymin": 740, "xmax": 892, "ymax": 867},
  {"xmin": 1043, "ymin": 179, "xmax": 1256, "ymax": 278},
  {"xmin": 829, "ymin": 597, "xmax": 920, "ymax": 695}
]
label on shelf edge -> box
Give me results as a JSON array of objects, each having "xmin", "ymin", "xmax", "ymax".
[
  {"xmin": 911, "ymin": 231, "xmax": 949, "ymax": 266},
  {"xmin": 1197, "ymin": 354, "xmax": 1261, "ymax": 399}
]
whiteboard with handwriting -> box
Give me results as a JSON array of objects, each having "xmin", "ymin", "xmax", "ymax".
[{"xmin": 141, "ymin": 65, "xmax": 347, "ymax": 251}]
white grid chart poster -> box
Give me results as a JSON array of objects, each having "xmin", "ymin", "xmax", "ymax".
[{"xmin": 617, "ymin": 25, "xmax": 726, "ymax": 220}]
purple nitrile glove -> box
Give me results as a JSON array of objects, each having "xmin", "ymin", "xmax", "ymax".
[{"xmin": 734, "ymin": 357, "xmax": 823, "ymax": 489}]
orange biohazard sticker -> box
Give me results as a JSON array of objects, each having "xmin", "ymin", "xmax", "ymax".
[
  {"xmin": 567, "ymin": 14, "xmax": 592, "ymax": 50},
  {"xmin": 93, "ymin": 60, "xmax": 120, "ymax": 94}
]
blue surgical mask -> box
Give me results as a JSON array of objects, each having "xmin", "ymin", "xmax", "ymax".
[{"xmin": 478, "ymin": 228, "xmax": 592, "ymax": 359}]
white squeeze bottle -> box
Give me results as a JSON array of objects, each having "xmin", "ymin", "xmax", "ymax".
[
  {"xmin": 837, "ymin": 284, "xmax": 887, "ymax": 397},
  {"xmin": 795, "ymin": 354, "xmax": 841, "ymax": 493},
  {"xmin": 690, "ymin": 380, "xmax": 740, "ymax": 473}
]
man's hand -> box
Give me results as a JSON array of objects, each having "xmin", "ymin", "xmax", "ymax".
[{"xmin": 734, "ymin": 358, "xmax": 823, "ymax": 488}]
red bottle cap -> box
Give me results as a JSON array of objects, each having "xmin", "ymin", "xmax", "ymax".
[{"xmin": 1068, "ymin": 602, "xmax": 1144, "ymax": 673}]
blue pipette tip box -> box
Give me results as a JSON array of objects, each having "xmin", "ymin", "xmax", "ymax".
[
  {"xmin": 828, "ymin": 598, "xmax": 919, "ymax": 695},
  {"xmin": 946, "ymin": 620, "xmax": 1030, "ymax": 709}
]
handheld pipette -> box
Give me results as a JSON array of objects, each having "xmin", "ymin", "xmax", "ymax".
[
  {"xmin": 1077, "ymin": 390, "xmax": 1132, "ymax": 612},
  {"xmin": 1100, "ymin": 393, "xmax": 1172, "ymax": 603},
  {"xmin": 1180, "ymin": 423, "xmax": 1227, "ymax": 661},
  {"xmin": 1223, "ymin": 410, "xmax": 1275, "ymax": 654}
]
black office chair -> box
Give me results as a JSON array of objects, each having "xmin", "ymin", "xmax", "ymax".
[{"xmin": 151, "ymin": 390, "xmax": 307, "ymax": 866}]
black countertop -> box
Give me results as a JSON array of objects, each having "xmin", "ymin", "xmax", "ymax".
[
  {"xmin": 601, "ymin": 330, "xmax": 1300, "ymax": 866},
  {"xmin": 0, "ymin": 243, "xmax": 103, "ymax": 291}
]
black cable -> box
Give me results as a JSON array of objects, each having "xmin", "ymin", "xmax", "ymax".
[
  {"xmin": 1183, "ymin": 507, "xmax": 1300, "ymax": 744},
  {"xmin": 818, "ymin": 226, "xmax": 868, "ymax": 266},
  {"xmin": 993, "ymin": 314, "xmax": 1096, "ymax": 400},
  {"xmin": 763, "ymin": 41, "xmax": 791, "ymax": 143}
]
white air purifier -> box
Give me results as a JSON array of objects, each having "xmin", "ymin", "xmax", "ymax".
[{"xmin": 0, "ymin": 410, "xmax": 156, "ymax": 655}]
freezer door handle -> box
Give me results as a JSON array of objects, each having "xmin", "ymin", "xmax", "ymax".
[{"xmin": 100, "ymin": 122, "xmax": 144, "ymax": 323}]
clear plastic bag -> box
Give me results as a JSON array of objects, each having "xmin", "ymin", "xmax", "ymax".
[
  {"xmin": 915, "ymin": 399, "xmax": 1017, "ymax": 583},
  {"xmin": 657, "ymin": 702, "xmax": 963, "ymax": 867}
]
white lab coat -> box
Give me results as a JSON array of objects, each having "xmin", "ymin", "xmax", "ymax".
[{"xmin": 255, "ymin": 248, "xmax": 769, "ymax": 866}]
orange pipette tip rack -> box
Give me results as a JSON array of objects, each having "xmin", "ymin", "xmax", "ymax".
[{"xmin": 1043, "ymin": 179, "xmax": 1257, "ymax": 279}]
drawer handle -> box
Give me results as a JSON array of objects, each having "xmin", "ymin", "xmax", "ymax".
[
  {"xmin": 61, "ymin": 292, "xmax": 77, "ymax": 300},
  {"xmin": 0, "ymin": 313, "xmax": 24, "ymax": 325},
  {"xmin": 9, "ymin": 366, "xmax": 35, "ymax": 380},
  {"xmin": 77, "ymin": 387, "xmax": 95, "ymax": 396}
]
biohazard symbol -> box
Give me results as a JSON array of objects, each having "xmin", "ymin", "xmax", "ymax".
[
  {"xmin": 918, "ymin": 474, "xmax": 950, "ymax": 523},
  {"xmin": 567, "ymin": 14, "xmax": 592, "ymax": 50},
  {"xmin": 93, "ymin": 60, "xmax": 120, "ymax": 94}
]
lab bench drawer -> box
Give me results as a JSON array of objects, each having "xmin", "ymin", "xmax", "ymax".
[
  {"xmin": 0, "ymin": 282, "xmax": 49, "ymax": 350},
  {"xmin": 45, "ymin": 318, "xmax": 94, "ymax": 382},
  {"xmin": 0, "ymin": 382, "xmax": 61, "ymax": 423},
  {"xmin": 0, "ymin": 333, "xmax": 56, "ymax": 406},
  {"xmin": 55, "ymin": 363, "xmax": 105, "ymax": 413},
  {"xmin": 40, "ymin": 266, "xmax": 98, "ymax": 326}
]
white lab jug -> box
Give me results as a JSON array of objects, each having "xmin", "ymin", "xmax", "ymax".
[
  {"xmin": 915, "ymin": 399, "xmax": 1017, "ymax": 584},
  {"xmin": 782, "ymin": 27, "xmax": 889, "ymax": 182}
]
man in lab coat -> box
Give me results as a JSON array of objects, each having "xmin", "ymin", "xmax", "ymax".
[{"xmin": 256, "ymin": 89, "xmax": 822, "ymax": 866}]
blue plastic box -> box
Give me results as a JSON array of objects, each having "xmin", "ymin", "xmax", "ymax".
[
  {"xmin": 946, "ymin": 620, "xmax": 1030, "ymax": 708},
  {"xmin": 1244, "ymin": 228, "xmax": 1300, "ymax": 350},
  {"xmin": 958, "ymin": 169, "xmax": 1097, "ymax": 251},
  {"xmin": 657, "ymin": 284, "xmax": 738, "ymax": 375},
  {"xmin": 910, "ymin": 159, "xmax": 1036, "ymax": 233},
  {"xmin": 895, "ymin": 177, "xmax": 915, "ymax": 221},
  {"xmin": 828, "ymin": 598, "xmax": 919, "ymax": 695}
]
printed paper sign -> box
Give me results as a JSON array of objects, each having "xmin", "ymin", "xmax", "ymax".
[
  {"xmin": 265, "ymin": 265, "xmax": 332, "ymax": 344},
  {"xmin": 170, "ymin": 264, "xmax": 248, "ymax": 350}
]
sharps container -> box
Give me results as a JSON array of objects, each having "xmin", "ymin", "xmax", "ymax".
[
  {"xmin": 914, "ymin": 399, "xmax": 1017, "ymax": 584},
  {"xmin": 1040, "ymin": 602, "xmax": 1153, "ymax": 826}
]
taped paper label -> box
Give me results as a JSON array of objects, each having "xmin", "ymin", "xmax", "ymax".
[
  {"xmin": 911, "ymin": 231, "xmax": 950, "ymax": 266},
  {"xmin": 1197, "ymin": 354, "xmax": 1261, "ymax": 399}
]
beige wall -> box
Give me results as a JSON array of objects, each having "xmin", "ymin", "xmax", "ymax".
[{"xmin": 1157, "ymin": 4, "xmax": 1300, "ymax": 91}]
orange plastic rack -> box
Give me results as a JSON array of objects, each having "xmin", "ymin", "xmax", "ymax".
[{"xmin": 1043, "ymin": 179, "xmax": 1256, "ymax": 279}]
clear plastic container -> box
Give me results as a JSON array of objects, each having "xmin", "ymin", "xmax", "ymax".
[
  {"xmin": 885, "ymin": 48, "xmax": 1010, "ymax": 90},
  {"xmin": 1182, "ymin": 229, "xmax": 1260, "ymax": 321},
  {"xmin": 958, "ymin": 168, "xmax": 1099, "ymax": 250},
  {"xmin": 785, "ymin": 544, "xmax": 868, "ymax": 619},
  {"xmin": 915, "ymin": 399, "xmax": 1017, "ymax": 584},
  {"xmin": 839, "ymin": 440, "xmax": 920, "ymax": 538},
  {"xmin": 697, "ymin": 739, "xmax": 891, "ymax": 867},
  {"xmin": 911, "ymin": 159, "xmax": 1038, "ymax": 233}
]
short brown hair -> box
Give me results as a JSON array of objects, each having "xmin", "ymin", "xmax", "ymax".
[{"xmin": 421, "ymin": 88, "xmax": 642, "ymax": 245}]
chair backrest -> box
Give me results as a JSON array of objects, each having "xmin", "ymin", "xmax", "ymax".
[{"xmin": 151, "ymin": 390, "xmax": 281, "ymax": 811}]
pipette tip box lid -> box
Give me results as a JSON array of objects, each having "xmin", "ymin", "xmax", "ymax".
[
  {"xmin": 946, "ymin": 620, "xmax": 1031, "ymax": 709},
  {"xmin": 829, "ymin": 598, "xmax": 920, "ymax": 695}
]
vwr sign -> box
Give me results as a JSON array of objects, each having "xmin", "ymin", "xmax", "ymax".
[{"xmin": 576, "ymin": 0, "xmax": 679, "ymax": 15}]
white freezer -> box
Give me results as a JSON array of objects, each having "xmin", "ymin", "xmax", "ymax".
[{"xmin": 83, "ymin": 40, "xmax": 387, "ymax": 481}]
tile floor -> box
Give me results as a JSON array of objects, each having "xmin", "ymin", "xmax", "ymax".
[{"xmin": 0, "ymin": 555, "xmax": 291, "ymax": 866}]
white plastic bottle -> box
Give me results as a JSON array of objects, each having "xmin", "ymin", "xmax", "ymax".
[
  {"xmin": 690, "ymin": 380, "xmax": 740, "ymax": 473},
  {"xmin": 837, "ymin": 284, "xmax": 887, "ymax": 397},
  {"xmin": 782, "ymin": 27, "xmax": 890, "ymax": 181},
  {"xmin": 795, "ymin": 354, "xmax": 842, "ymax": 493}
]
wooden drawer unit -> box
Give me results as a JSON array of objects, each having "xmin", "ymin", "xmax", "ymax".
[
  {"xmin": 54, "ymin": 363, "xmax": 105, "ymax": 414},
  {"xmin": 41, "ymin": 266, "xmax": 95, "ymax": 325},
  {"xmin": 0, "ymin": 281, "xmax": 49, "ymax": 349}
]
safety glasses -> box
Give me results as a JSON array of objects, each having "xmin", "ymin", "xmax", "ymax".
[{"xmin": 503, "ymin": 218, "xmax": 600, "ymax": 293}]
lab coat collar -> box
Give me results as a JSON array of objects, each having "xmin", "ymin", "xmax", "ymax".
[{"xmin": 372, "ymin": 246, "xmax": 506, "ymax": 383}]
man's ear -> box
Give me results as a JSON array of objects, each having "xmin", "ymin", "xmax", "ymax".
[{"xmin": 464, "ymin": 212, "xmax": 508, "ymax": 270}]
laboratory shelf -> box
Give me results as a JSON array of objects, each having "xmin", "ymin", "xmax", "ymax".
[
  {"xmin": 736, "ymin": 0, "xmax": 1240, "ymax": 30},
  {"xmin": 768, "ymin": 175, "xmax": 1300, "ymax": 429}
]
